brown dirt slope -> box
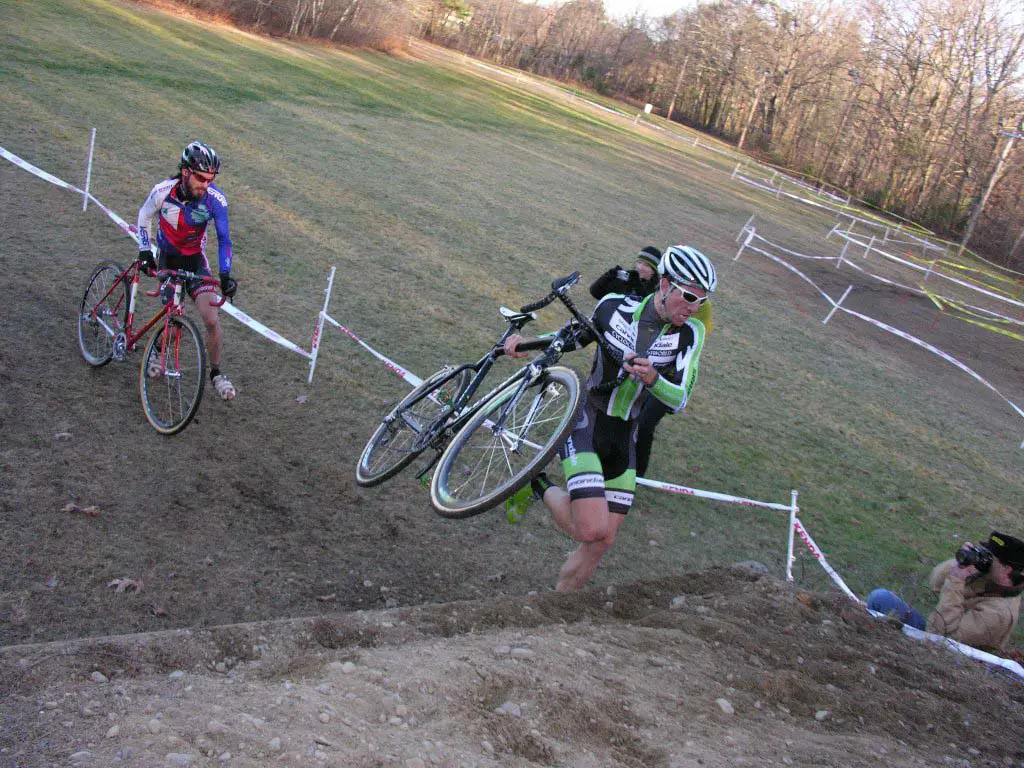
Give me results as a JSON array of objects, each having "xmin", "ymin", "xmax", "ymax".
[{"xmin": 2, "ymin": 569, "xmax": 1022, "ymax": 767}]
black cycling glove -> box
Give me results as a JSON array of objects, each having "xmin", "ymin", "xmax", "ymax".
[
  {"xmin": 219, "ymin": 272, "xmax": 238, "ymax": 299},
  {"xmin": 138, "ymin": 250, "xmax": 156, "ymax": 273}
]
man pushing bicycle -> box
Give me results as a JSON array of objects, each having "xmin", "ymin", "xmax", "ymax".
[
  {"xmin": 503, "ymin": 245, "xmax": 715, "ymax": 592},
  {"xmin": 136, "ymin": 141, "xmax": 239, "ymax": 400}
]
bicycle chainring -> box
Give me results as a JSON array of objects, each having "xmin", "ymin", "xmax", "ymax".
[{"xmin": 112, "ymin": 333, "xmax": 127, "ymax": 362}]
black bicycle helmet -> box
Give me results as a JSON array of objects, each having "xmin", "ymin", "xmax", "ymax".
[{"xmin": 180, "ymin": 141, "xmax": 221, "ymax": 174}]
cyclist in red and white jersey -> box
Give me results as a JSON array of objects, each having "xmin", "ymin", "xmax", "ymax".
[{"xmin": 137, "ymin": 141, "xmax": 239, "ymax": 400}]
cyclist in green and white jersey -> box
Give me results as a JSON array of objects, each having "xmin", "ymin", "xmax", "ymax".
[{"xmin": 504, "ymin": 245, "xmax": 715, "ymax": 591}]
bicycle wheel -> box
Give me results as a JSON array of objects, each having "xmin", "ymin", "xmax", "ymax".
[
  {"xmin": 430, "ymin": 365, "xmax": 582, "ymax": 519},
  {"xmin": 356, "ymin": 366, "xmax": 472, "ymax": 488},
  {"xmin": 139, "ymin": 316, "xmax": 207, "ymax": 435},
  {"xmin": 78, "ymin": 261, "xmax": 128, "ymax": 366}
]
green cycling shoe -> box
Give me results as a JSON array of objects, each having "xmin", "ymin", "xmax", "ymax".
[{"xmin": 503, "ymin": 473, "xmax": 552, "ymax": 524}]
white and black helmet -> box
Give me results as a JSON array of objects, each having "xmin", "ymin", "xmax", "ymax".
[{"xmin": 658, "ymin": 245, "xmax": 717, "ymax": 292}]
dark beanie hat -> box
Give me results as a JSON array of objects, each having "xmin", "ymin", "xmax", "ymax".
[
  {"xmin": 637, "ymin": 246, "xmax": 662, "ymax": 269},
  {"xmin": 986, "ymin": 531, "xmax": 1024, "ymax": 569}
]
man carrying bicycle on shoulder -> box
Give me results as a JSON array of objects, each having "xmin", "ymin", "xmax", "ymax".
[
  {"xmin": 504, "ymin": 245, "xmax": 715, "ymax": 592},
  {"xmin": 136, "ymin": 141, "xmax": 239, "ymax": 400}
]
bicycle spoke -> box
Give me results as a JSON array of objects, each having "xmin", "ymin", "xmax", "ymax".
[
  {"xmin": 356, "ymin": 367, "xmax": 472, "ymax": 487},
  {"xmin": 78, "ymin": 262, "xmax": 127, "ymax": 367},
  {"xmin": 431, "ymin": 367, "xmax": 582, "ymax": 518}
]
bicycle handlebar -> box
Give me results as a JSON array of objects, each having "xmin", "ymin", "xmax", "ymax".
[
  {"xmin": 516, "ymin": 271, "xmax": 626, "ymax": 369},
  {"xmin": 518, "ymin": 272, "xmax": 581, "ymax": 314},
  {"xmin": 141, "ymin": 266, "xmax": 229, "ymax": 307}
]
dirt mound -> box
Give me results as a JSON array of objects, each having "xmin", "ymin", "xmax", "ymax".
[{"xmin": 2, "ymin": 568, "xmax": 1021, "ymax": 767}]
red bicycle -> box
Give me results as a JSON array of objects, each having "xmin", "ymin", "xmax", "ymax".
[{"xmin": 77, "ymin": 257, "xmax": 227, "ymax": 435}]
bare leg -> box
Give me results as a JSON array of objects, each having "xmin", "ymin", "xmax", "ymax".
[
  {"xmin": 196, "ymin": 292, "xmax": 222, "ymax": 369},
  {"xmin": 539, "ymin": 486, "xmax": 573, "ymax": 536},
  {"xmin": 537, "ymin": 490, "xmax": 625, "ymax": 592},
  {"xmin": 557, "ymin": 512, "xmax": 626, "ymax": 592}
]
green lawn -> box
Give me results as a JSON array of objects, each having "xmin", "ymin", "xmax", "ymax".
[{"xmin": 2, "ymin": 0, "xmax": 1021, "ymax": 638}]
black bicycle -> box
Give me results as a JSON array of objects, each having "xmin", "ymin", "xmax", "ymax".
[{"xmin": 356, "ymin": 272, "xmax": 624, "ymax": 519}]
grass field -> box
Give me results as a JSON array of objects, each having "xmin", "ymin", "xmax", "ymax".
[{"xmin": 1, "ymin": 0, "xmax": 1021, "ymax": 646}]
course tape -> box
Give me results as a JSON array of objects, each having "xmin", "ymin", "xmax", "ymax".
[
  {"xmin": 833, "ymin": 231, "xmax": 1023, "ymax": 307},
  {"xmin": 840, "ymin": 304, "xmax": 1024, "ymax": 422},
  {"xmin": 952, "ymin": 315, "xmax": 1024, "ymax": 342},
  {"xmin": 736, "ymin": 164, "xmax": 1024, "ymax": 283},
  {"xmin": 898, "ymin": 624, "xmax": 1024, "ymax": 679},
  {"xmin": 2, "ymin": 145, "xmax": 313, "ymax": 360},
  {"xmin": 320, "ymin": 314, "xmax": 424, "ymax": 387},
  {"xmin": 742, "ymin": 232, "xmax": 1024, "ymax": 435},
  {"xmin": 830, "ymin": 239, "xmax": 1024, "ymax": 333},
  {"xmin": 920, "ymin": 287, "xmax": 1024, "ymax": 329},
  {"xmin": 791, "ymin": 517, "xmax": 860, "ymax": 602}
]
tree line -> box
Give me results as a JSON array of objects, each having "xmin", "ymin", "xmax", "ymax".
[{"xmin": 164, "ymin": 0, "xmax": 1024, "ymax": 270}]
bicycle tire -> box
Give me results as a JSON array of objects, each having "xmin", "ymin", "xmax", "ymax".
[
  {"xmin": 355, "ymin": 366, "xmax": 472, "ymax": 488},
  {"xmin": 139, "ymin": 315, "xmax": 207, "ymax": 435},
  {"xmin": 77, "ymin": 261, "xmax": 128, "ymax": 366},
  {"xmin": 430, "ymin": 365, "xmax": 582, "ymax": 519}
]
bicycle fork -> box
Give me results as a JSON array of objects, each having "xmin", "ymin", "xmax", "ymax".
[{"xmin": 491, "ymin": 364, "xmax": 551, "ymax": 453}]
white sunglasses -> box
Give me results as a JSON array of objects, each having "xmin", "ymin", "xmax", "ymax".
[{"xmin": 668, "ymin": 281, "xmax": 708, "ymax": 305}]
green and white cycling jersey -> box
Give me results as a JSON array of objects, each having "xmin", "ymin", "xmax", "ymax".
[{"xmin": 568, "ymin": 292, "xmax": 707, "ymax": 421}]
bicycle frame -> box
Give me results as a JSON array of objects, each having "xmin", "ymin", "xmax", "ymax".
[
  {"xmin": 398, "ymin": 318, "xmax": 532, "ymax": 453},
  {"xmin": 84, "ymin": 261, "xmax": 223, "ymax": 360},
  {"xmin": 394, "ymin": 274, "xmax": 600, "ymax": 476}
]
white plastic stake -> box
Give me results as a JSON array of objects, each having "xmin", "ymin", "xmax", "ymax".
[
  {"xmin": 785, "ymin": 490, "xmax": 798, "ymax": 582},
  {"xmin": 837, "ymin": 238, "xmax": 851, "ymax": 266},
  {"xmin": 737, "ymin": 214, "xmax": 756, "ymax": 242},
  {"xmin": 822, "ymin": 285, "xmax": 853, "ymax": 324},
  {"xmin": 734, "ymin": 227, "xmax": 754, "ymax": 261},
  {"xmin": 307, "ymin": 266, "xmax": 337, "ymax": 383},
  {"xmin": 731, "ymin": 162, "xmax": 741, "ymax": 179},
  {"xmin": 923, "ymin": 258, "xmax": 938, "ymax": 282},
  {"xmin": 863, "ymin": 235, "xmax": 875, "ymax": 259},
  {"xmin": 82, "ymin": 128, "xmax": 96, "ymax": 212}
]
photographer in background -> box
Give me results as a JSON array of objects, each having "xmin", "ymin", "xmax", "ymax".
[
  {"xmin": 867, "ymin": 531, "xmax": 1024, "ymax": 653},
  {"xmin": 589, "ymin": 246, "xmax": 662, "ymax": 300}
]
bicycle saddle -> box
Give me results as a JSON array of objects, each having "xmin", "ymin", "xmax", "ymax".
[{"xmin": 499, "ymin": 306, "xmax": 537, "ymax": 325}]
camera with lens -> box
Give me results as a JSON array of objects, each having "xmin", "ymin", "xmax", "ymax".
[{"xmin": 955, "ymin": 544, "xmax": 993, "ymax": 573}]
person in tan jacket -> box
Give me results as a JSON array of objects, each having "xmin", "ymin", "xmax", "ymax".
[
  {"xmin": 926, "ymin": 531, "xmax": 1024, "ymax": 652},
  {"xmin": 866, "ymin": 531, "xmax": 1024, "ymax": 653}
]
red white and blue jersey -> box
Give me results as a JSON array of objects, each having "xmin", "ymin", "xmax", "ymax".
[{"xmin": 137, "ymin": 178, "xmax": 233, "ymax": 273}]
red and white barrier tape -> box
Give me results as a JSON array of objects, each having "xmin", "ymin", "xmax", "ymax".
[
  {"xmin": 790, "ymin": 517, "xmax": 860, "ymax": 602},
  {"xmin": 636, "ymin": 476, "xmax": 794, "ymax": 511},
  {"xmin": 789, "ymin": 518, "xmax": 1024, "ymax": 679}
]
